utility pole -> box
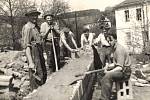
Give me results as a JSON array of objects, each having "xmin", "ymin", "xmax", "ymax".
[
  {"xmin": 75, "ymin": 11, "xmax": 79, "ymax": 47},
  {"xmin": 142, "ymin": 0, "xmax": 149, "ymax": 63},
  {"xmin": 145, "ymin": 0, "xmax": 149, "ymax": 40}
]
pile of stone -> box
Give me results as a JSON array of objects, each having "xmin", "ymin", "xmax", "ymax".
[
  {"xmin": 131, "ymin": 62, "xmax": 150, "ymax": 87},
  {"xmin": 0, "ymin": 51, "xmax": 30, "ymax": 99}
]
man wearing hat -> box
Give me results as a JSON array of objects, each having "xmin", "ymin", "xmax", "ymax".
[
  {"xmin": 40, "ymin": 13, "xmax": 61, "ymax": 75},
  {"xmin": 22, "ymin": 8, "xmax": 47, "ymax": 91}
]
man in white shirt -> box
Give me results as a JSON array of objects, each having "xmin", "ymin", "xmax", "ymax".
[{"xmin": 80, "ymin": 26, "xmax": 95, "ymax": 50}]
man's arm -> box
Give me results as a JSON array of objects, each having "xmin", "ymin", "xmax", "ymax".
[
  {"xmin": 40, "ymin": 23, "xmax": 46, "ymax": 37},
  {"xmin": 105, "ymin": 66, "xmax": 122, "ymax": 73},
  {"xmin": 80, "ymin": 34, "xmax": 84, "ymax": 48},
  {"xmin": 60, "ymin": 32, "xmax": 75, "ymax": 52},
  {"xmin": 26, "ymin": 47, "xmax": 34, "ymax": 68},
  {"xmin": 70, "ymin": 31, "xmax": 78, "ymax": 49},
  {"xmin": 105, "ymin": 48, "xmax": 125, "ymax": 73},
  {"xmin": 53, "ymin": 23, "xmax": 62, "ymax": 35},
  {"xmin": 89, "ymin": 33, "xmax": 95, "ymax": 46},
  {"xmin": 22, "ymin": 26, "xmax": 35, "ymax": 69}
]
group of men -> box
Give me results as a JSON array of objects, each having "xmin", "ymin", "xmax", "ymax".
[
  {"xmin": 22, "ymin": 8, "xmax": 132, "ymax": 100},
  {"xmin": 22, "ymin": 9, "xmax": 79, "ymax": 91},
  {"xmin": 79, "ymin": 19, "xmax": 132, "ymax": 100}
]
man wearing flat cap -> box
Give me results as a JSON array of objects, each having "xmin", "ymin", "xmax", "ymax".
[
  {"xmin": 40, "ymin": 13, "xmax": 61, "ymax": 75},
  {"xmin": 22, "ymin": 8, "xmax": 47, "ymax": 91}
]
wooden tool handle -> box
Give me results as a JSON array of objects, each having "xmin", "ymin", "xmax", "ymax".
[{"xmin": 75, "ymin": 69, "xmax": 104, "ymax": 77}]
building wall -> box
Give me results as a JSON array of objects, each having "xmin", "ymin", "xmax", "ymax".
[{"xmin": 115, "ymin": 4, "xmax": 150, "ymax": 54}]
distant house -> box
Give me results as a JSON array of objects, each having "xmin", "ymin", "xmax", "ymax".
[{"xmin": 114, "ymin": 0, "xmax": 150, "ymax": 54}]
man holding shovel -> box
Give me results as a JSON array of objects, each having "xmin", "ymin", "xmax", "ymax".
[{"xmin": 40, "ymin": 13, "xmax": 61, "ymax": 75}]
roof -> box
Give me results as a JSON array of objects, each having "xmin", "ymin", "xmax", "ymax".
[{"xmin": 115, "ymin": 0, "xmax": 150, "ymax": 9}]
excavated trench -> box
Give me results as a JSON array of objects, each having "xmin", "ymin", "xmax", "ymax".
[{"xmin": 0, "ymin": 47, "xmax": 101, "ymax": 100}]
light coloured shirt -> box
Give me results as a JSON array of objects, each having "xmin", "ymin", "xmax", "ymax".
[
  {"xmin": 113, "ymin": 43, "xmax": 131, "ymax": 68},
  {"xmin": 94, "ymin": 33, "xmax": 110, "ymax": 47},
  {"xmin": 22, "ymin": 22, "xmax": 41, "ymax": 48},
  {"xmin": 40, "ymin": 22, "xmax": 59, "ymax": 40},
  {"xmin": 80, "ymin": 32, "xmax": 95, "ymax": 47}
]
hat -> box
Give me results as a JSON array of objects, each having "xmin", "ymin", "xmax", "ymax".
[
  {"xmin": 25, "ymin": 8, "xmax": 41, "ymax": 16},
  {"xmin": 62, "ymin": 27, "xmax": 70, "ymax": 33},
  {"xmin": 43, "ymin": 12, "xmax": 54, "ymax": 19}
]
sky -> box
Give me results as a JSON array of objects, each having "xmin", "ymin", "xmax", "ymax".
[
  {"xmin": 66, "ymin": 0, "xmax": 125, "ymax": 11},
  {"xmin": 35, "ymin": 0, "xmax": 125, "ymax": 11}
]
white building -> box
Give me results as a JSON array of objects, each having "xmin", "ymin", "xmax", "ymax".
[{"xmin": 115, "ymin": 0, "xmax": 150, "ymax": 54}]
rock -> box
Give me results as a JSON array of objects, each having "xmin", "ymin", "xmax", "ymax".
[
  {"xmin": 134, "ymin": 82, "xmax": 145, "ymax": 87},
  {"xmin": 21, "ymin": 81, "xmax": 30, "ymax": 88},
  {"xmin": 0, "ymin": 68, "xmax": 22, "ymax": 78},
  {"xmin": 137, "ymin": 78, "xmax": 149, "ymax": 84},
  {"xmin": 21, "ymin": 56, "xmax": 27, "ymax": 63},
  {"xmin": 12, "ymin": 79, "xmax": 22, "ymax": 88},
  {"xmin": 143, "ymin": 64, "xmax": 150, "ymax": 68},
  {"xmin": 7, "ymin": 62, "xmax": 15, "ymax": 68},
  {"xmin": 0, "ymin": 75, "xmax": 13, "ymax": 82}
]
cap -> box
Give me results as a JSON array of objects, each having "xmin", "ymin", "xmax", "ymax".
[
  {"xmin": 62, "ymin": 27, "xmax": 70, "ymax": 33},
  {"xmin": 43, "ymin": 12, "xmax": 54, "ymax": 19},
  {"xmin": 25, "ymin": 8, "xmax": 41, "ymax": 16}
]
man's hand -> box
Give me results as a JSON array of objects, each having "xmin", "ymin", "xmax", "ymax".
[
  {"xmin": 104, "ymin": 63, "xmax": 115, "ymax": 71},
  {"xmin": 50, "ymin": 25, "xmax": 54, "ymax": 30},
  {"xmin": 104, "ymin": 69, "xmax": 111, "ymax": 74},
  {"xmin": 29, "ymin": 63, "xmax": 36, "ymax": 72},
  {"xmin": 29, "ymin": 63, "xmax": 35, "ymax": 68}
]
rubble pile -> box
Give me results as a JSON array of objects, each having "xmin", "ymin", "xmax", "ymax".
[
  {"xmin": 0, "ymin": 51, "xmax": 30, "ymax": 99},
  {"xmin": 131, "ymin": 62, "xmax": 150, "ymax": 87}
]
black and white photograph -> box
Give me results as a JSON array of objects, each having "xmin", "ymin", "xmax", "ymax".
[{"xmin": 0, "ymin": 0, "xmax": 150, "ymax": 100}]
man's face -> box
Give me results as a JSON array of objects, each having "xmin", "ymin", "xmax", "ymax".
[
  {"xmin": 46, "ymin": 16, "xmax": 53, "ymax": 25},
  {"xmin": 28, "ymin": 15, "xmax": 38, "ymax": 24},
  {"xmin": 108, "ymin": 36, "xmax": 116, "ymax": 47}
]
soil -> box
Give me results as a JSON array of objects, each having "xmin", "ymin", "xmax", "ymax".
[{"xmin": 24, "ymin": 50, "xmax": 93, "ymax": 100}]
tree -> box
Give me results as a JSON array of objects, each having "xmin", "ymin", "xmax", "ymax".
[
  {"xmin": 40, "ymin": 0, "xmax": 70, "ymax": 16},
  {"xmin": 0, "ymin": 0, "xmax": 36, "ymax": 49}
]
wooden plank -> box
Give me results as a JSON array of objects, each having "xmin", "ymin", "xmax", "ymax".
[
  {"xmin": 0, "ymin": 75, "xmax": 13, "ymax": 87},
  {"xmin": 0, "ymin": 75, "xmax": 13, "ymax": 82}
]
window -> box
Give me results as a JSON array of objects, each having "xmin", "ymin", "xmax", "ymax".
[
  {"xmin": 126, "ymin": 32, "xmax": 131, "ymax": 45},
  {"xmin": 142, "ymin": 31, "xmax": 149, "ymax": 42},
  {"xmin": 136, "ymin": 8, "xmax": 142, "ymax": 21},
  {"xmin": 125, "ymin": 10, "xmax": 130, "ymax": 22}
]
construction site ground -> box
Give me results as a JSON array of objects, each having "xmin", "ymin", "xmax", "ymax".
[
  {"xmin": 1, "ymin": 51, "xmax": 150, "ymax": 100},
  {"xmin": 91, "ymin": 82, "xmax": 150, "ymax": 100},
  {"xmin": 92, "ymin": 55, "xmax": 150, "ymax": 100}
]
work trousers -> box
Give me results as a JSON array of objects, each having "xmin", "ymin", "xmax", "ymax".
[
  {"xmin": 93, "ymin": 46, "xmax": 112, "ymax": 87},
  {"xmin": 44, "ymin": 39, "xmax": 60, "ymax": 73},
  {"xmin": 100, "ymin": 71, "xmax": 130, "ymax": 100},
  {"xmin": 29, "ymin": 43, "xmax": 47, "ymax": 91}
]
